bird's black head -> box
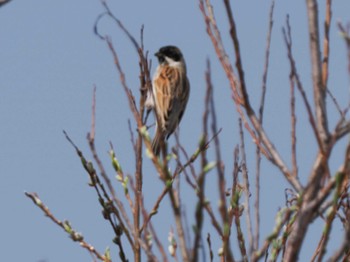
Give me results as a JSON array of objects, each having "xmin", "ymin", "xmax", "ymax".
[{"xmin": 155, "ymin": 45, "xmax": 183, "ymax": 64}]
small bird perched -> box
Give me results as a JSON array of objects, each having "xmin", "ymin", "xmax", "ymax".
[{"xmin": 145, "ymin": 46, "xmax": 190, "ymax": 155}]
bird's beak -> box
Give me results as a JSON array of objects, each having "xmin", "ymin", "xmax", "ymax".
[{"xmin": 155, "ymin": 51, "xmax": 161, "ymax": 57}]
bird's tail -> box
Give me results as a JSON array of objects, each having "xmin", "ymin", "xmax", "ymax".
[{"xmin": 152, "ymin": 128, "xmax": 165, "ymax": 156}]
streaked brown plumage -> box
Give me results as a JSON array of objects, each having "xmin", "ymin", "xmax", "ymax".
[{"xmin": 146, "ymin": 46, "xmax": 190, "ymax": 155}]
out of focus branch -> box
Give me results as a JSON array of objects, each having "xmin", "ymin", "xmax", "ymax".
[{"xmin": 0, "ymin": 0, "xmax": 11, "ymax": 7}]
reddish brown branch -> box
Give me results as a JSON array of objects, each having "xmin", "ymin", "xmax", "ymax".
[
  {"xmin": 199, "ymin": 0, "xmax": 302, "ymax": 191},
  {"xmin": 283, "ymin": 15, "xmax": 323, "ymax": 155},
  {"xmin": 283, "ymin": 1, "xmax": 334, "ymax": 256}
]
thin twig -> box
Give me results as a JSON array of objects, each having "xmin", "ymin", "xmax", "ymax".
[
  {"xmin": 208, "ymin": 57, "xmax": 234, "ymax": 261},
  {"xmin": 283, "ymin": 15, "xmax": 323, "ymax": 154},
  {"xmin": 168, "ymin": 186, "xmax": 190, "ymax": 261},
  {"xmin": 25, "ymin": 192, "xmax": 110, "ymax": 262},
  {"xmin": 289, "ymin": 64, "xmax": 298, "ymax": 178},
  {"xmin": 63, "ymin": 131, "xmax": 134, "ymax": 250},
  {"xmin": 192, "ymin": 59, "xmax": 213, "ymax": 262},
  {"xmin": 255, "ymin": 0, "xmax": 275, "ymax": 252},
  {"xmin": 253, "ymin": 207, "xmax": 294, "ymax": 261},
  {"xmin": 321, "ymin": 0, "xmax": 332, "ymax": 89},
  {"xmin": 199, "ymin": 0, "xmax": 302, "ymax": 191},
  {"xmin": 140, "ymin": 130, "xmax": 220, "ymax": 233},
  {"xmin": 305, "ymin": 0, "xmax": 329, "ymax": 149},
  {"xmin": 239, "ymin": 119, "xmax": 252, "ymax": 260},
  {"xmin": 174, "ymin": 134, "xmax": 197, "ymax": 189},
  {"xmin": 206, "ymin": 233, "xmax": 214, "ymax": 262},
  {"xmin": 230, "ymin": 142, "xmax": 248, "ymax": 262},
  {"xmin": 283, "ymin": 3, "xmax": 333, "ymax": 256},
  {"xmin": 327, "ymin": 89, "xmax": 344, "ymax": 118},
  {"xmin": 337, "ymin": 23, "xmax": 350, "ymax": 77}
]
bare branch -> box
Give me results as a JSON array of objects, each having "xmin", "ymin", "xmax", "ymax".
[
  {"xmin": 207, "ymin": 57, "xmax": 234, "ymax": 261},
  {"xmin": 239, "ymin": 119, "xmax": 253, "ymax": 257},
  {"xmin": 322, "ymin": 0, "xmax": 332, "ymax": 89},
  {"xmin": 63, "ymin": 130, "xmax": 134, "ymax": 249},
  {"xmin": 337, "ymin": 22, "xmax": 350, "ymax": 77},
  {"xmin": 140, "ymin": 131, "xmax": 218, "ymax": 233},
  {"xmin": 199, "ymin": 0, "xmax": 302, "ymax": 191},
  {"xmin": 25, "ymin": 192, "xmax": 111, "ymax": 262},
  {"xmin": 206, "ymin": 233, "xmax": 214, "ymax": 262},
  {"xmin": 283, "ymin": 15, "xmax": 323, "ymax": 154},
  {"xmin": 326, "ymin": 143, "xmax": 350, "ymax": 261},
  {"xmin": 255, "ymin": 0, "xmax": 275, "ymax": 251},
  {"xmin": 305, "ymin": 0, "xmax": 329, "ymax": 149},
  {"xmin": 290, "ymin": 67, "xmax": 298, "ymax": 178},
  {"xmin": 192, "ymin": 59, "xmax": 213, "ymax": 262}
]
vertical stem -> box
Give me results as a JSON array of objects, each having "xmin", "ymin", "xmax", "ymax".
[
  {"xmin": 322, "ymin": 0, "xmax": 332, "ymax": 88},
  {"xmin": 306, "ymin": 0, "xmax": 329, "ymax": 149},
  {"xmin": 255, "ymin": 0, "xmax": 275, "ymax": 252},
  {"xmin": 134, "ymin": 133, "xmax": 143, "ymax": 262},
  {"xmin": 169, "ymin": 189, "xmax": 190, "ymax": 261}
]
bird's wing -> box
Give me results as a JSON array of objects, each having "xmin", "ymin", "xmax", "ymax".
[
  {"xmin": 177, "ymin": 76, "xmax": 190, "ymax": 124},
  {"xmin": 153, "ymin": 66, "xmax": 181, "ymax": 130}
]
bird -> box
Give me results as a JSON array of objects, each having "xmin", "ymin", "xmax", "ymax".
[{"xmin": 145, "ymin": 45, "xmax": 190, "ymax": 156}]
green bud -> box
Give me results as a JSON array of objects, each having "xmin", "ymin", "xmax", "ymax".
[
  {"xmin": 192, "ymin": 225, "xmax": 198, "ymax": 233},
  {"xmin": 63, "ymin": 221, "xmax": 72, "ymax": 234},
  {"xmin": 139, "ymin": 125, "xmax": 151, "ymax": 142},
  {"xmin": 32, "ymin": 195, "xmax": 42, "ymax": 206},
  {"xmin": 123, "ymin": 177, "xmax": 129, "ymax": 195},
  {"xmin": 87, "ymin": 161, "xmax": 95, "ymax": 174},
  {"xmin": 166, "ymin": 153, "xmax": 174, "ymax": 162},
  {"xmin": 203, "ymin": 161, "xmax": 216, "ymax": 173},
  {"xmin": 198, "ymin": 135, "xmax": 206, "ymax": 148},
  {"xmin": 166, "ymin": 179, "xmax": 173, "ymax": 188},
  {"xmin": 145, "ymin": 148, "xmax": 153, "ymax": 158},
  {"xmin": 223, "ymin": 223, "xmax": 230, "ymax": 237},
  {"xmin": 105, "ymin": 247, "xmax": 111, "ymax": 260},
  {"xmin": 150, "ymin": 209, "xmax": 158, "ymax": 216}
]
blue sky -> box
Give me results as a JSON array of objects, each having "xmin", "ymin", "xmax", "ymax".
[{"xmin": 1, "ymin": 0, "xmax": 350, "ymax": 261}]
